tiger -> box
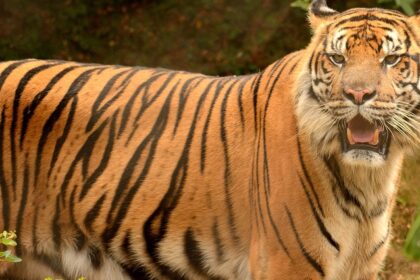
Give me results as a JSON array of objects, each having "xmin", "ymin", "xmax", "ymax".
[{"xmin": 0, "ymin": 0, "xmax": 419, "ymax": 279}]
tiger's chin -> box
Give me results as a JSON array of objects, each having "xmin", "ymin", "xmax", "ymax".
[{"xmin": 338, "ymin": 114, "xmax": 391, "ymax": 167}]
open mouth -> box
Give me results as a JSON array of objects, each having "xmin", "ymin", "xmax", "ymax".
[{"xmin": 339, "ymin": 114, "xmax": 390, "ymax": 156}]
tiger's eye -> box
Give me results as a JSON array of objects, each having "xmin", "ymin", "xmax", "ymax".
[
  {"xmin": 329, "ymin": 54, "xmax": 345, "ymax": 65},
  {"xmin": 384, "ymin": 55, "xmax": 401, "ymax": 66}
]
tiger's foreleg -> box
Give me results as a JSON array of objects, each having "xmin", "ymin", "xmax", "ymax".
[{"xmin": 249, "ymin": 229, "xmax": 323, "ymax": 280}]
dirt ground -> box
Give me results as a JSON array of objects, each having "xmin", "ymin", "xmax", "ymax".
[{"xmin": 379, "ymin": 155, "xmax": 420, "ymax": 280}]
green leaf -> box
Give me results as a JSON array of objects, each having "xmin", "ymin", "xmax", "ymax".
[
  {"xmin": 404, "ymin": 213, "xmax": 420, "ymax": 260},
  {"xmin": 4, "ymin": 254, "xmax": 22, "ymax": 263},
  {"xmin": 1, "ymin": 238, "xmax": 17, "ymax": 246},
  {"xmin": 396, "ymin": 0, "xmax": 416, "ymax": 15},
  {"xmin": 290, "ymin": 0, "xmax": 311, "ymax": 11},
  {"xmin": 1, "ymin": 250, "xmax": 11, "ymax": 258}
]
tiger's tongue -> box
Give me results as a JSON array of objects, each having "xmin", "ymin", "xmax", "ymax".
[{"xmin": 347, "ymin": 115, "xmax": 376, "ymax": 144}]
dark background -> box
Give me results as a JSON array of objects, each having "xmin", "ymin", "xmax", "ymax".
[{"xmin": 1, "ymin": 0, "xmax": 419, "ymax": 75}]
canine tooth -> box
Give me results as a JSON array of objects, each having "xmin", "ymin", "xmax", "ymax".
[
  {"xmin": 347, "ymin": 128, "xmax": 355, "ymax": 144},
  {"xmin": 370, "ymin": 129, "xmax": 380, "ymax": 145}
]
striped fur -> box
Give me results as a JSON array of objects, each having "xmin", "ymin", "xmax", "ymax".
[{"xmin": 0, "ymin": 2, "xmax": 420, "ymax": 280}]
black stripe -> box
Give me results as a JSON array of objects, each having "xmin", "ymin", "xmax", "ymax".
[
  {"xmin": 47, "ymin": 96, "xmax": 78, "ymax": 179},
  {"xmin": 32, "ymin": 252, "xmax": 67, "ymax": 279},
  {"xmin": 334, "ymin": 14, "xmax": 400, "ymax": 28},
  {"xmin": 236, "ymin": 77, "xmax": 250, "ymax": 130},
  {"xmin": 79, "ymin": 112, "xmax": 117, "ymax": 200},
  {"xmin": 88, "ymin": 244, "xmax": 103, "ymax": 269},
  {"xmin": 172, "ymin": 76, "xmax": 205, "ymax": 135},
  {"xmin": 15, "ymin": 159, "xmax": 30, "ymax": 257},
  {"xmin": 104, "ymin": 80, "xmax": 181, "ymax": 237},
  {"xmin": 59, "ymin": 117, "xmax": 110, "ymax": 206},
  {"xmin": 74, "ymin": 228, "xmax": 87, "ymax": 252},
  {"xmin": 133, "ymin": 72, "xmax": 179, "ymax": 125},
  {"xmin": 0, "ymin": 107, "xmax": 10, "ymax": 229},
  {"xmin": 35, "ymin": 68, "xmax": 99, "ymax": 186},
  {"xmin": 118, "ymin": 70, "xmax": 168, "ymax": 136},
  {"xmin": 323, "ymin": 156, "xmax": 364, "ymax": 221},
  {"xmin": 184, "ymin": 228, "xmax": 224, "ymax": 280},
  {"xmin": 69, "ymin": 186, "xmax": 87, "ymax": 251},
  {"xmin": 264, "ymin": 59, "xmax": 284, "ymax": 91},
  {"xmin": 256, "ymin": 56, "xmax": 295, "ymax": 259},
  {"xmin": 32, "ymin": 205, "xmax": 39, "ymax": 251},
  {"xmin": 368, "ymin": 224, "xmax": 389, "ymax": 259},
  {"xmin": 265, "ymin": 202, "xmax": 292, "ymax": 259},
  {"xmin": 143, "ymin": 79, "xmax": 215, "ymax": 279},
  {"xmin": 84, "ymin": 193, "xmax": 107, "ymax": 233},
  {"xmin": 20, "ymin": 65, "xmax": 80, "ymax": 146},
  {"xmin": 252, "ymin": 72, "xmax": 264, "ymax": 133},
  {"xmin": 289, "ymin": 60, "xmax": 299, "ymax": 74},
  {"xmin": 124, "ymin": 73, "xmax": 180, "ymax": 145},
  {"xmin": 212, "ymin": 219, "xmax": 225, "ymax": 263},
  {"xmin": 119, "ymin": 232, "xmax": 152, "ymax": 279},
  {"xmin": 0, "ymin": 60, "xmax": 32, "ymax": 91},
  {"xmin": 52, "ymin": 195, "xmax": 62, "ymax": 249},
  {"xmin": 285, "ymin": 205, "xmax": 325, "ymax": 277},
  {"xmin": 200, "ymin": 78, "xmax": 230, "ymax": 173},
  {"xmin": 10, "ymin": 62, "xmax": 59, "ymax": 197},
  {"xmin": 86, "ymin": 68, "xmax": 137, "ymax": 132},
  {"xmin": 298, "ymin": 175, "xmax": 340, "ymax": 252},
  {"xmin": 262, "ymin": 54, "xmax": 298, "ymax": 195},
  {"xmin": 297, "ymin": 137, "xmax": 325, "ymax": 216},
  {"xmin": 120, "ymin": 263, "xmax": 152, "ymax": 279},
  {"xmin": 220, "ymin": 78, "xmax": 241, "ymax": 247}
]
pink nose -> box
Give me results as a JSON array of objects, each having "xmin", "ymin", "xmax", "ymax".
[{"xmin": 343, "ymin": 88, "xmax": 376, "ymax": 105}]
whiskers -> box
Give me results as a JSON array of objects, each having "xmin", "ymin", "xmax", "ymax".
[{"xmin": 387, "ymin": 104, "xmax": 420, "ymax": 147}]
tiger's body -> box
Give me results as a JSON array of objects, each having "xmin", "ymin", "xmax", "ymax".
[{"xmin": 1, "ymin": 1, "xmax": 420, "ymax": 279}]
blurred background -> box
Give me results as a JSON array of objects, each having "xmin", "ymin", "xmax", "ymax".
[{"xmin": 0, "ymin": 0, "xmax": 419, "ymax": 278}]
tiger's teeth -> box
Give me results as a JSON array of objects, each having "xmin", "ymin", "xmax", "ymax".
[
  {"xmin": 370, "ymin": 129, "xmax": 380, "ymax": 145},
  {"xmin": 347, "ymin": 128, "xmax": 355, "ymax": 144}
]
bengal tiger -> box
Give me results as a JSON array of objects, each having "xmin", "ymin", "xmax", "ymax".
[{"xmin": 0, "ymin": 0, "xmax": 419, "ymax": 279}]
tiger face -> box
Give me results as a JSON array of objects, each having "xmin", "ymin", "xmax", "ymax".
[{"xmin": 297, "ymin": 1, "xmax": 420, "ymax": 167}]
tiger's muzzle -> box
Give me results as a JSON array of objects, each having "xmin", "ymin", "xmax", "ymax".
[{"xmin": 339, "ymin": 114, "xmax": 391, "ymax": 157}]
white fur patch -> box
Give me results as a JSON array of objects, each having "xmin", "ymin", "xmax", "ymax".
[{"xmin": 61, "ymin": 247, "xmax": 130, "ymax": 280}]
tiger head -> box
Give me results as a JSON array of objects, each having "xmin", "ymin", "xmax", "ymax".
[{"xmin": 296, "ymin": 0, "xmax": 420, "ymax": 167}]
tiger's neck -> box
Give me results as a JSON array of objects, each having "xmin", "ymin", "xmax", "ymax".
[
  {"xmin": 298, "ymin": 133, "xmax": 403, "ymax": 223},
  {"xmin": 246, "ymin": 53, "xmax": 403, "ymax": 277}
]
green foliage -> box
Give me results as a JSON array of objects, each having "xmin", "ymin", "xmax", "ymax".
[
  {"xmin": 0, "ymin": 231, "xmax": 22, "ymax": 263},
  {"xmin": 378, "ymin": 0, "xmax": 417, "ymax": 15},
  {"xmin": 291, "ymin": 0, "xmax": 311, "ymax": 11},
  {"xmin": 404, "ymin": 212, "xmax": 420, "ymax": 260}
]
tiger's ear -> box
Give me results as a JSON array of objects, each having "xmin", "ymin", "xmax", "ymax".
[
  {"xmin": 308, "ymin": 0, "xmax": 339, "ymax": 30},
  {"xmin": 408, "ymin": 11, "xmax": 420, "ymax": 30}
]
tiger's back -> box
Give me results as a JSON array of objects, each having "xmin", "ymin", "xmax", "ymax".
[{"xmin": 0, "ymin": 56, "xmax": 301, "ymax": 280}]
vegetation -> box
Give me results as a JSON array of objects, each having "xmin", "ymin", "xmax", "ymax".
[{"xmin": 0, "ymin": 231, "xmax": 21, "ymax": 263}]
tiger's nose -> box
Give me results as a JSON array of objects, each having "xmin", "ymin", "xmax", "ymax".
[{"xmin": 343, "ymin": 87, "xmax": 376, "ymax": 105}]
